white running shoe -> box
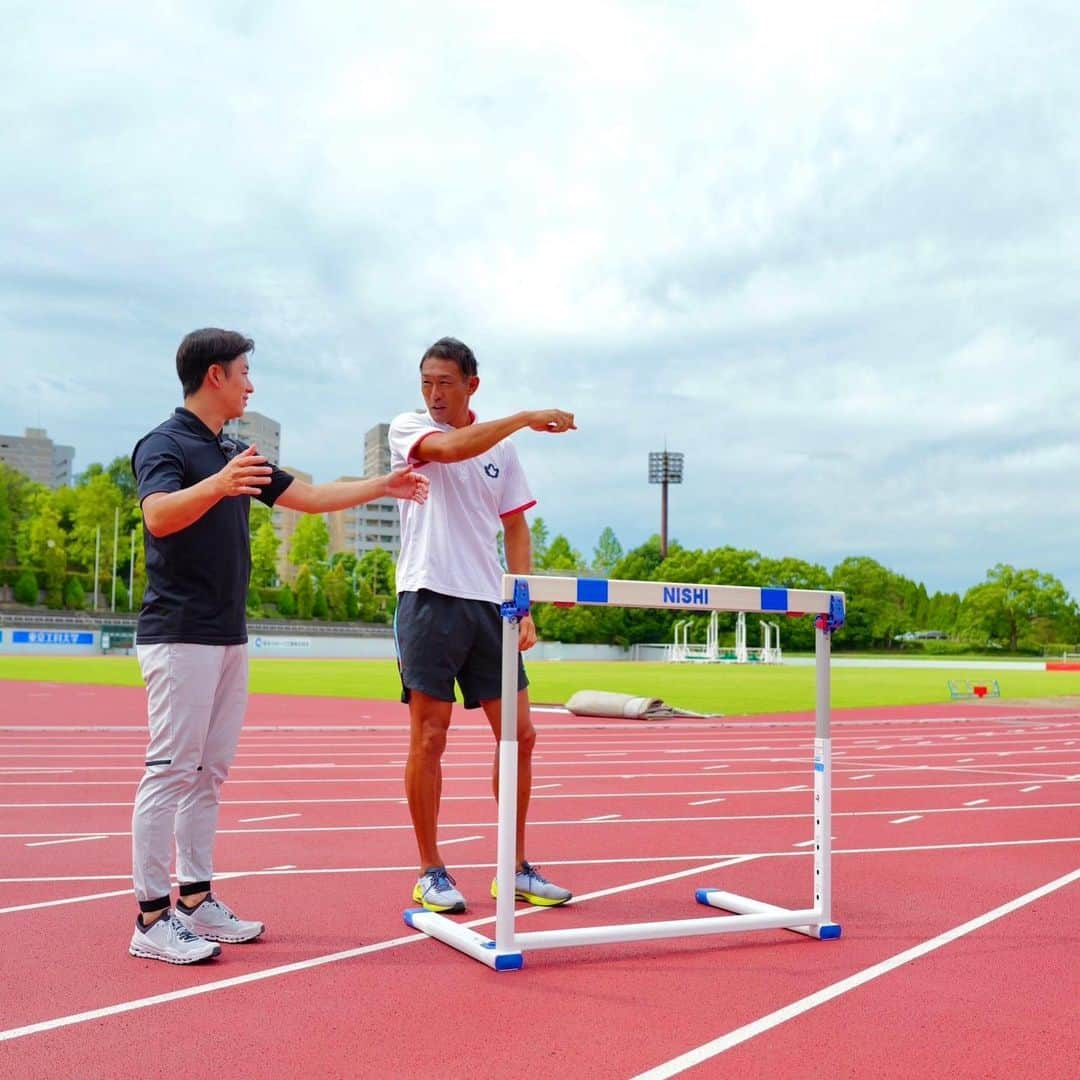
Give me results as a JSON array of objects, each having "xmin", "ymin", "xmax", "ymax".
[
  {"xmin": 129, "ymin": 911, "xmax": 221, "ymax": 964},
  {"xmin": 174, "ymin": 895, "xmax": 265, "ymax": 943},
  {"xmin": 491, "ymin": 861, "xmax": 572, "ymax": 907},
  {"xmin": 412, "ymin": 868, "xmax": 467, "ymax": 913}
]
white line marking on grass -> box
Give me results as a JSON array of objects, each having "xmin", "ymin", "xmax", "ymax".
[
  {"xmin": 689, "ymin": 798, "xmax": 726, "ymax": 806},
  {"xmin": 630, "ymin": 867, "xmax": 1080, "ymax": 1079},
  {"xmin": 889, "ymin": 815, "xmax": 922, "ymax": 824},
  {"xmin": 1021, "ymin": 786, "xmax": 1042, "ymax": 793},
  {"xmin": 238, "ymin": 813, "xmax": 301, "ymax": 824},
  {"xmin": 25, "ymin": 835, "xmax": 108, "ymax": 848},
  {"xmin": 963, "ymin": 799, "xmax": 989, "ymax": 807}
]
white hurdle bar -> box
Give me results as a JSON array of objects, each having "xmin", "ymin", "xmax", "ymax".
[{"xmin": 404, "ymin": 575, "xmax": 846, "ymax": 970}]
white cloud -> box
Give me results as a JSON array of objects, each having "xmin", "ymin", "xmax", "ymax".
[{"xmin": 1, "ymin": 0, "xmax": 1078, "ymax": 596}]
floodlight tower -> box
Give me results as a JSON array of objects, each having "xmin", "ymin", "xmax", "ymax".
[{"xmin": 648, "ymin": 450, "xmax": 684, "ymax": 559}]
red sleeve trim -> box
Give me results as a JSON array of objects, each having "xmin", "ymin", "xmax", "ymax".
[{"xmin": 499, "ymin": 499, "xmax": 537, "ymax": 520}]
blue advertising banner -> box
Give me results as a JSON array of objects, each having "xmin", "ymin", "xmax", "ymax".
[{"xmin": 13, "ymin": 630, "xmax": 94, "ymax": 646}]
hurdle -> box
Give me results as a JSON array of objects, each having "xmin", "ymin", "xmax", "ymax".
[{"xmin": 404, "ymin": 574, "xmax": 846, "ymax": 970}]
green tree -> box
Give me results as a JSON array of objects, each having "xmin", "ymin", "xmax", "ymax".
[
  {"xmin": 289, "ymin": 515, "xmax": 329, "ymax": 582},
  {"xmin": 358, "ymin": 548, "xmax": 396, "ymax": 597},
  {"xmin": 324, "ymin": 562, "xmax": 349, "ymax": 621},
  {"xmin": 250, "ymin": 517, "xmax": 280, "ymax": 588},
  {"xmin": 530, "ymin": 517, "xmax": 550, "ymax": 567},
  {"xmin": 277, "ymin": 583, "xmax": 297, "ymax": 618},
  {"xmin": 539, "ymin": 535, "xmax": 584, "ymax": 572},
  {"xmin": 295, "ymin": 566, "xmax": 315, "ymax": 619},
  {"xmin": 0, "ymin": 463, "xmax": 39, "ymax": 570},
  {"xmin": 958, "ymin": 564, "xmax": 1078, "ymax": 652},
  {"xmin": 14, "ymin": 570, "xmax": 38, "ymax": 605},
  {"xmin": 63, "ymin": 575, "xmax": 86, "ymax": 610},
  {"xmin": 591, "ymin": 527, "xmax": 623, "ymax": 576},
  {"xmin": 313, "ymin": 585, "xmax": 329, "ymax": 620}
]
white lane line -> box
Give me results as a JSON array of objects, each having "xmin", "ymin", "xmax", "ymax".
[
  {"xmin": 1020, "ymin": 786, "xmax": 1042, "ymax": 793},
  {"xmin": 238, "ymin": 813, "xmax": 301, "ymax": 824},
  {"xmin": 850, "ymin": 775, "xmax": 874, "ymax": 781},
  {"xmin": 5, "ymin": 800, "xmax": 1077, "ymax": 840},
  {"xmin": 779, "ymin": 785, "xmax": 807, "ymax": 792},
  {"xmin": 0, "ymin": 855, "xmax": 754, "ymax": 1042},
  {"xmin": 0, "ymin": 867, "xmax": 269, "ymax": 915},
  {"xmin": 25, "ymin": 835, "xmax": 108, "ymax": 848},
  {"xmin": 436, "ymin": 835, "xmax": 484, "ymax": 847},
  {"xmin": 703, "ymin": 765, "xmax": 728, "ymax": 770},
  {"xmin": 630, "ymin": 867, "xmax": 1080, "ymax": 1080},
  {"xmin": 0, "ymin": 770, "xmax": 74, "ymax": 775},
  {"xmin": 889, "ymin": 815, "xmax": 922, "ymax": 825},
  {"xmin": 792, "ymin": 837, "xmax": 836, "ymax": 848},
  {"xmin": 532, "ymin": 784, "xmax": 561, "ymax": 790},
  {"xmin": 963, "ymin": 799, "xmax": 989, "ymax": 807},
  {"xmin": 689, "ymin": 798, "xmax": 726, "ymax": 807}
]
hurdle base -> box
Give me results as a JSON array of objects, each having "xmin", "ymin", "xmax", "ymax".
[
  {"xmin": 403, "ymin": 909, "xmax": 524, "ymax": 971},
  {"xmin": 695, "ymin": 889, "xmax": 841, "ymax": 940}
]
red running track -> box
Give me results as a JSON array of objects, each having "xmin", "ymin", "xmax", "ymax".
[{"xmin": 0, "ymin": 681, "xmax": 1078, "ymax": 1078}]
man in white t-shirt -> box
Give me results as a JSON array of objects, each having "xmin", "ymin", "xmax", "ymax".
[{"xmin": 389, "ymin": 336, "xmax": 576, "ymax": 914}]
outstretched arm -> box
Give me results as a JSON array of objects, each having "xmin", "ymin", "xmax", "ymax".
[
  {"xmin": 413, "ymin": 410, "xmax": 576, "ymax": 465},
  {"xmin": 275, "ymin": 466, "xmax": 429, "ymax": 514}
]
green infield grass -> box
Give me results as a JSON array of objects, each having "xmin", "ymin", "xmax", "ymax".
[{"xmin": 2, "ymin": 655, "xmax": 1079, "ymax": 715}]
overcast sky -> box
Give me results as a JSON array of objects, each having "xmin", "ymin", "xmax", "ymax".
[{"xmin": 2, "ymin": 1, "xmax": 1078, "ymax": 597}]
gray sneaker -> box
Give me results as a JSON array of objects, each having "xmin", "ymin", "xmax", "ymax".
[
  {"xmin": 412, "ymin": 868, "xmax": 467, "ymax": 913},
  {"xmin": 174, "ymin": 895, "xmax": 265, "ymax": 943},
  {"xmin": 129, "ymin": 911, "xmax": 221, "ymax": 964},
  {"xmin": 491, "ymin": 861, "xmax": 572, "ymax": 906}
]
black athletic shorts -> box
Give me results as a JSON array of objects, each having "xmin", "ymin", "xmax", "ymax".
[{"xmin": 394, "ymin": 589, "xmax": 528, "ymax": 709}]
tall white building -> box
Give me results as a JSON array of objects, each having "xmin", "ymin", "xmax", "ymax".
[
  {"xmin": 0, "ymin": 427, "xmax": 75, "ymax": 488},
  {"xmin": 328, "ymin": 477, "xmax": 401, "ymax": 561},
  {"xmin": 364, "ymin": 423, "xmax": 391, "ymax": 477},
  {"xmin": 223, "ymin": 411, "xmax": 281, "ymax": 465}
]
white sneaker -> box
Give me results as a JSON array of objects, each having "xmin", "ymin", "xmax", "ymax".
[
  {"xmin": 491, "ymin": 861, "xmax": 572, "ymax": 907},
  {"xmin": 129, "ymin": 911, "xmax": 221, "ymax": 964},
  {"xmin": 412, "ymin": 868, "xmax": 467, "ymax": 913},
  {"xmin": 174, "ymin": 895, "xmax": 265, "ymax": 943}
]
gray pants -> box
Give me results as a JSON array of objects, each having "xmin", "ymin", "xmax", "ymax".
[{"xmin": 132, "ymin": 643, "xmax": 248, "ymax": 905}]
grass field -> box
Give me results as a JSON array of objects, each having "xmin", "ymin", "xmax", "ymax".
[{"xmin": 2, "ymin": 656, "xmax": 1079, "ymax": 714}]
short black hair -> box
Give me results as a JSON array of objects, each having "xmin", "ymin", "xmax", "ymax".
[
  {"xmin": 420, "ymin": 336, "xmax": 477, "ymax": 377},
  {"xmin": 176, "ymin": 328, "xmax": 254, "ymax": 398}
]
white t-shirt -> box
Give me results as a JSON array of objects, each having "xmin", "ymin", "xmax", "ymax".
[{"xmin": 388, "ymin": 409, "xmax": 536, "ymax": 603}]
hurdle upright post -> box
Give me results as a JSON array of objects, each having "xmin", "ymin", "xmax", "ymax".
[{"xmin": 494, "ymin": 592, "xmax": 522, "ymax": 955}]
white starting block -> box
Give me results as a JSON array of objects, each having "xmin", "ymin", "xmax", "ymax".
[{"xmin": 405, "ymin": 574, "xmax": 845, "ymax": 969}]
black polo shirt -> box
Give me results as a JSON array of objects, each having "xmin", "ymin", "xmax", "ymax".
[{"xmin": 132, "ymin": 408, "xmax": 294, "ymax": 645}]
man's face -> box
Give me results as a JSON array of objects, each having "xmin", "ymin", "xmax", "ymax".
[
  {"xmin": 214, "ymin": 354, "xmax": 254, "ymax": 419},
  {"xmin": 420, "ymin": 357, "xmax": 478, "ymax": 427}
]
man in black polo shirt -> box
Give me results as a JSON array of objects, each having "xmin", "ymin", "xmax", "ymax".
[{"xmin": 128, "ymin": 328, "xmax": 428, "ymax": 965}]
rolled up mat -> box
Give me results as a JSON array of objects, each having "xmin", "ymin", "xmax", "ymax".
[{"xmin": 564, "ymin": 690, "xmax": 715, "ymax": 719}]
